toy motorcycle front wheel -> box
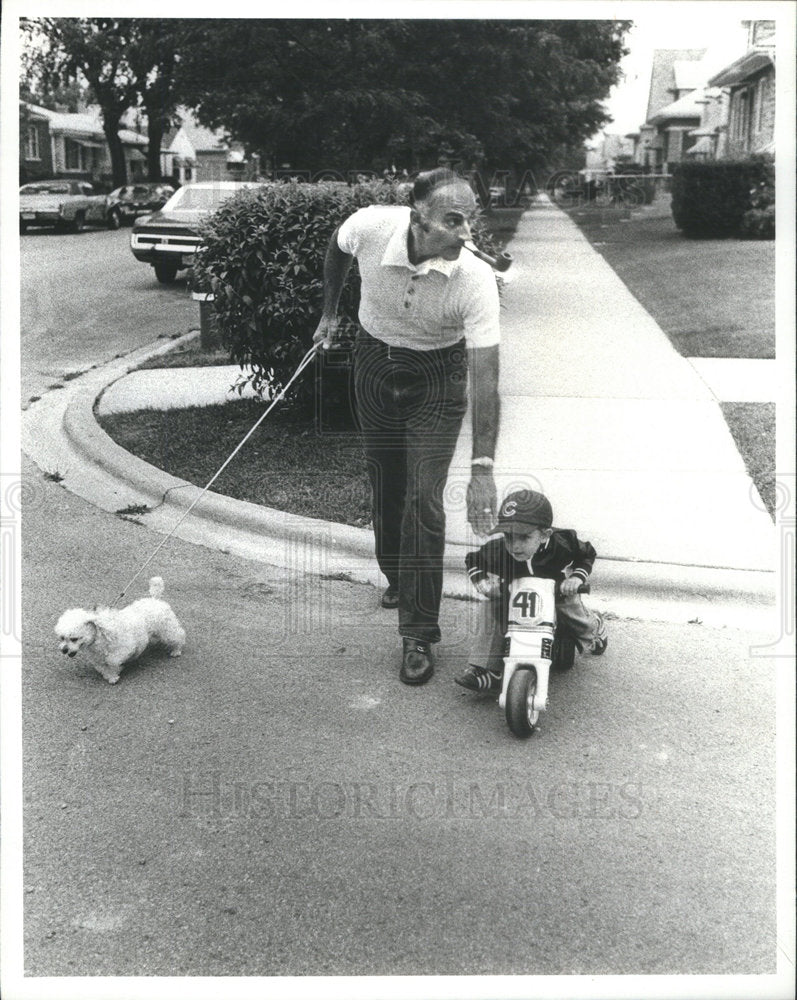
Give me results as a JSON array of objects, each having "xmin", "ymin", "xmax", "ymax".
[{"xmin": 506, "ymin": 667, "xmax": 540, "ymax": 738}]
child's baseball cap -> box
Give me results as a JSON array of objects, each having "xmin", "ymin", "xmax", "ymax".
[{"xmin": 490, "ymin": 489, "xmax": 553, "ymax": 533}]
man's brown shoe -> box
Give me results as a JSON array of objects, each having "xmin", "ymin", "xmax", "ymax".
[{"xmin": 399, "ymin": 637, "xmax": 434, "ymax": 685}]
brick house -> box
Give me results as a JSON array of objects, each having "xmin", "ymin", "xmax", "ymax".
[
  {"xmin": 20, "ymin": 108, "xmax": 54, "ymax": 178},
  {"xmin": 20, "ymin": 102, "xmax": 149, "ymax": 188},
  {"xmin": 706, "ymin": 20, "xmax": 775, "ymax": 158},
  {"xmin": 628, "ymin": 48, "xmax": 707, "ymax": 170},
  {"xmin": 646, "ymin": 90, "xmax": 704, "ymax": 171},
  {"xmin": 629, "ymin": 21, "xmax": 776, "ymax": 169}
]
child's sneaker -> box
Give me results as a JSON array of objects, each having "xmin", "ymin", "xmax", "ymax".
[
  {"xmin": 455, "ymin": 664, "xmax": 502, "ymax": 692},
  {"xmin": 590, "ymin": 612, "xmax": 608, "ymax": 655}
]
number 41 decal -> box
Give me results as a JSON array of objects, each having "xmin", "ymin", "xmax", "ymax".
[{"xmin": 511, "ymin": 591, "xmax": 538, "ymax": 617}]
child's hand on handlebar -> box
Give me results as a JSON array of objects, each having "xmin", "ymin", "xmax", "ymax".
[
  {"xmin": 473, "ymin": 573, "xmax": 501, "ymax": 599},
  {"xmin": 559, "ymin": 576, "xmax": 584, "ymax": 596}
]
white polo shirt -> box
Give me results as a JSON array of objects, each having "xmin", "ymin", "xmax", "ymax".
[{"xmin": 337, "ymin": 205, "xmax": 500, "ymax": 351}]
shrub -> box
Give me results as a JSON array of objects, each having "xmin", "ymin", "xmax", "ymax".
[
  {"xmin": 670, "ymin": 157, "xmax": 775, "ymax": 238},
  {"xmin": 739, "ymin": 159, "xmax": 776, "ymax": 239},
  {"xmin": 193, "ymin": 179, "xmax": 504, "ymax": 415}
]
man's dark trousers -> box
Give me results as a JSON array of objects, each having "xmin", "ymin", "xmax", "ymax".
[{"xmin": 353, "ymin": 329, "xmax": 467, "ymax": 644}]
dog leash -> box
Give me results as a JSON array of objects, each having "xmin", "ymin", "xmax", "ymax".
[{"xmin": 111, "ymin": 342, "xmax": 321, "ymax": 607}]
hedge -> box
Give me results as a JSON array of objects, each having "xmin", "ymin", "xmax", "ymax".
[
  {"xmin": 193, "ymin": 179, "xmax": 503, "ymax": 415},
  {"xmin": 670, "ymin": 156, "xmax": 775, "ymax": 239}
]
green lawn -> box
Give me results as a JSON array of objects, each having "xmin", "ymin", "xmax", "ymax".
[
  {"xmin": 99, "ymin": 402, "xmax": 372, "ymax": 527},
  {"xmin": 566, "ymin": 200, "xmax": 775, "ymax": 358},
  {"xmin": 720, "ymin": 402, "xmax": 776, "ymax": 517}
]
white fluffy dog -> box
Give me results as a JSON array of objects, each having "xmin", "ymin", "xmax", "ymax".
[{"xmin": 55, "ymin": 576, "xmax": 185, "ymax": 684}]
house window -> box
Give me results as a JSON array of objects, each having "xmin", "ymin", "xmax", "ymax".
[
  {"xmin": 730, "ymin": 88, "xmax": 752, "ymax": 145},
  {"xmin": 64, "ymin": 138, "xmax": 89, "ymax": 172},
  {"xmin": 25, "ymin": 125, "xmax": 41, "ymax": 160},
  {"xmin": 756, "ymin": 76, "xmax": 771, "ymax": 132}
]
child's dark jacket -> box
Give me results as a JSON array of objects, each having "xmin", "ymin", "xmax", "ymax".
[{"xmin": 466, "ymin": 530, "xmax": 597, "ymax": 593}]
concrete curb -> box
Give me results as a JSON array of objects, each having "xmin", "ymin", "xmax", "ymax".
[{"xmin": 18, "ymin": 329, "xmax": 776, "ymax": 632}]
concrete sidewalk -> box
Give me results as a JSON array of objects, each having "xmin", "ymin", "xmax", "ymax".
[{"xmin": 22, "ymin": 197, "xmax": 776, "ymax": 628}]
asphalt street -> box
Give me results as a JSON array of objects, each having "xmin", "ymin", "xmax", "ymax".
[
  {"xmin": 19, "ymin": 226, "xmax": 196, "ymax": 404},
  {"xmin": 14, "ymin": 226, "xmax": 783, "ymax": 985},
  {"xmin": 20, "ymin": 456, "xmax": 778, "ymax": 978}
]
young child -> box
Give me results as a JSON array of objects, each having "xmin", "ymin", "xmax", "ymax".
[{"xmin": 456, "ymin": 488, "xmax": 607, "ymax": 692}]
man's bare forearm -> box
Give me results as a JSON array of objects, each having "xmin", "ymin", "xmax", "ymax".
[
  {"xmin": 322, "ymin": 227, "xmax": 354, "ymax": 317},
  {"xmin": 468, "ymin": 345, "xmax": 500, "ymax": 459}
]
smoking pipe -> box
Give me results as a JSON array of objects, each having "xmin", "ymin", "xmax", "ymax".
[{"xmin": 461, "ymin": 240, "xmax": 513, "ymax": 272}]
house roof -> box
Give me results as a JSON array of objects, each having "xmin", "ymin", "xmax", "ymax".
[
  {"xmin": 21, "ymin": 101, "xmax": 147, "ymax": 147},
  {"xmin": 646, "ymin": 49, "xmax": 707, "ymax": 121},
  {"xmin": 708, "ymin": 51, "xmax": 774, "ymax": 88},
  {"xmin": 165, "ymin": 108, "xmax": 230, "ymax": 154},
  {"xmin": 649, "ymin": 90, "xmax": 704, "ymax": 125}
]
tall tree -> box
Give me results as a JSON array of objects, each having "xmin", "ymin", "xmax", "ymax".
[
  {"xmin": 20, "ymin": 18, "xmax": 194, "ymax": 185},
  {"xmin": 177, "ymin": 19, "xmax": 630, "ymax": 177},
  {"xmin": 125, "ymin": 21, "xmax": 190, "ymax": 181},
  {"xmin": 22, "ymin": 17, "xmax": 138, "ymax": 186}
]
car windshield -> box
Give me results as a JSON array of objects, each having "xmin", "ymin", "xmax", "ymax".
[
  {"xmin": 21, "ymin": 183, "xmax": 70, "ymax": 194},
  {"xmin": 163, "ymin": 186, "xmax": 245, "ymax": 213}
]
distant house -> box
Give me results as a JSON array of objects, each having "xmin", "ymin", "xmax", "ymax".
[
  {"xmin": 161, "ymin": 109, "xmax": 255, "ymax": 184},
  {"xmin": 20, "ymin": 102, "xmax": 148, "ymax": 188},
  {"xmin": 584, "ymin": 133, "xmax": 635, "ymax": 173},
  {"xmin": 647, "ymin": 89, "xmax": 704, "ymax": 170},
  {"xmin": 683, "ymin": 87, "xmax": 729, "ymax": 160},
  {"xmin": 629, "ymin": 20, "xmax": 775, "ymax": 170},
  {"xmin": 706, "ymin": 20, "xmax": 775, "ymax": 159},
  {"xmin": 630, "ymin": 48, "xmax": 707, "ymax": 170}
]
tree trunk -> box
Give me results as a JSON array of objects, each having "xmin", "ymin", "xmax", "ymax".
[
  {"xmin": 103, "ymin": 119, "xmax": 128, "ymax": 188},
  {"xmin": 146, "ymin": 113, "xmax": 166, "ymax": 180}
]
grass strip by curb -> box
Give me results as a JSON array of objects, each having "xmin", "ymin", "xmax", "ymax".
[
  {"xmin": 720, "ymin": 402, "xmax": 775, "ymax": 518},
  {"xmin": 98, "ymin": 401, "xmax": 372, "ymax": 527}
]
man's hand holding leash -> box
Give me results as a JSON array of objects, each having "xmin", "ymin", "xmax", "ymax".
[{"xmin": 312, "ymin": 313, "xmax": 340, "ymax": 350}]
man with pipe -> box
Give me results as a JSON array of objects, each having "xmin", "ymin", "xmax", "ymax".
[{"xmin": 314, "ymin": 168, "xmax": 501, "ymax": 685}]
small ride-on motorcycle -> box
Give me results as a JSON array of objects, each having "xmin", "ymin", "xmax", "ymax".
[{"xmin": 499, "ymin": 575, "xmax": 589, "ymax": 739}]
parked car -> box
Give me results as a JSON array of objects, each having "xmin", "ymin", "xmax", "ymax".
[
  {"xmin": 130, "ymin": 181, "xmax": 264, "ymax": 284},
  {"xmin": 19, "ymin": 179, "xmax": 112, "ymax": 233},
  {"xmin": 106, "ymin": 182, "xmax": 176, "ymax": 228}
]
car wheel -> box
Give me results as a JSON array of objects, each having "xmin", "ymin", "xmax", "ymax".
[
  {"xmin": 154, "ymin": 262, "xmax": 179, "ymax": 284},
  {"xmin": 107, "ymin": 209, "xmax": 121, "ymax": 230},
  {"xmin": 20, "ymin": 220, "xmax": 28, "ymax": 234},
  {"xmin": 72, "ymin": 212, "xmax": 86, "ymax": 233}
]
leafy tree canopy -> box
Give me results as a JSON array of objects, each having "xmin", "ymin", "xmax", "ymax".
[
  {"xmin": 20, "ymin": 17, "xmax": 192, "ymax": 184},
  {"xmin": 177, "ymin": 19, "xmax": 630, "ymax": 176}
]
